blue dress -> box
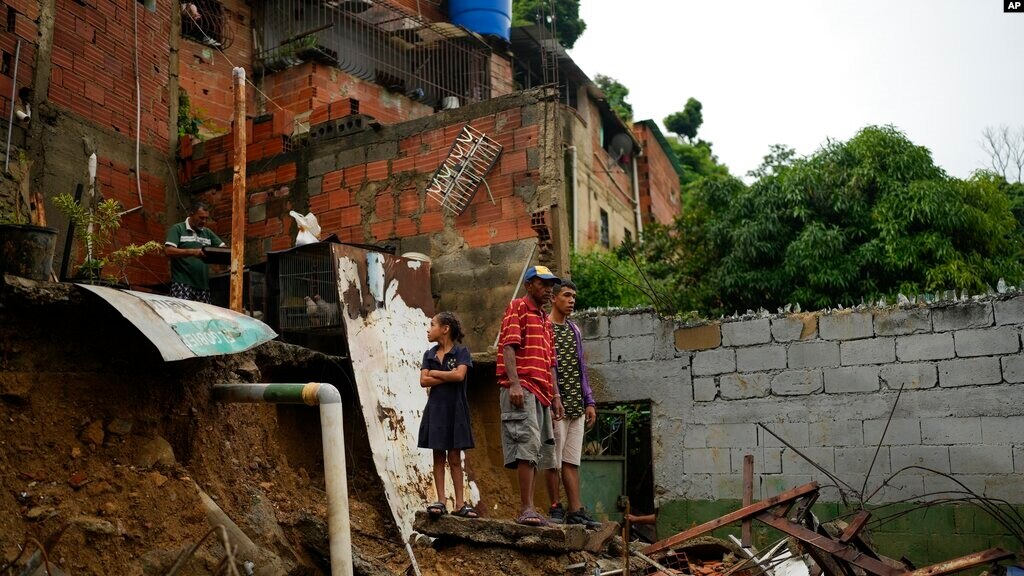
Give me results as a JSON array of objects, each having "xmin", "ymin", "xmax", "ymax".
[{"xmin": 417, "ymin": 344, "xmax": 475, "ymax": 450}]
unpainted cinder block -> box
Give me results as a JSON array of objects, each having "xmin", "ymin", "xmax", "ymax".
[
  {"xmin": 771, "ymin": 314, "xmax": 818, "ymax": 342},
  {"xmin": 933, "ymin": 302, "xmax": 994, "ymax": 332},
  {"xmin": 949, "ymin": 445, "xmax": 1014, "ymax": 474},
  {"xmin": 953, "ymin": 327, "xmax": 1020, "ymax": 357},
  {"xmin": 994, "ymin": 296, "xmax": 1024, "ymax": 325},
  {"xmin": 721, "ymin": 319, "xmax": 771, "ymax": 346},
  {"xmin": 819, "ymin": 312, "xmax": 873, "ymax": 340},
  {"xmin": 823, "ymin": 366, "xmax": 879, "ymax": 393},
  {"xmin": 692, "ymin": 349, "xmax": 736, "ymax": 376},
  {"xmin": 873, "ymin": 308, "xmax": 931, "ymax": 336},
  {"xmin": 736, "ymin": 345, "xmax": 787, "ymax": 372},
  {"xmin": 896, "ymin": 333, "xmax": 955, "ymax": 361},
  {"xmin": 788, "ymin": 341, "xmax": 840, "ymax": 368},
  {"xmin": 719, "ymin": 373, "xmax": 771, "ymax": 400},
  {"xmin": 771, "ymin": 370, "xmax": 823, "ymax": 396},
  {"xmin": 937, "ymin": 357, "xmax": 1002, "ymax": 387},
  {"xmin": 840, "ymin": 338, "xmax": 896, "ymax": 365},
  {"xmin": 879, "ymin": 363, "xmax": 937, "ymax": 390},
  {"xmin": 921, "ymin": 417, "xmax": 981, "ymax": 444},
  {"xmin": 674, "ymin": 323, "xmax": 721, "ymax": 351}
]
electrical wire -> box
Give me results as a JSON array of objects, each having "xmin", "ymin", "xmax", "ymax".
[{"xmin": 120, "ymin": 0, "xmax": 144, "ymax": 217}]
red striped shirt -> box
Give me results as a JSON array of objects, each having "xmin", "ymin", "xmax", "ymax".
[{"xmin": 496, "ymin": 296, "xmax": 556, "ymax": 406}]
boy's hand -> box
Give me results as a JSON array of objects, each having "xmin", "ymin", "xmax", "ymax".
[
  {"xmin": 552, "ymin": 397, "xmax": 565, "ymax": 420},
  {"xmin": 509, "ymin": 381, "xmax": 525, "ymax": 408},
  {"xmin": 584, "ymin": 405, "xmax": 596, "ymax": 429}
]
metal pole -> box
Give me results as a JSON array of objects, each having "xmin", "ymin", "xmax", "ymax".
[
  {"xmin": 230, "ymin": 67, "xmax": 247, "ymax": 312},
  {"xmin": 5, "ymin": 38, "xmax": 21, "ymax": 173}
]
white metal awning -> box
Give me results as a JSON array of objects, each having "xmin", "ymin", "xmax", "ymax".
[{"xmin": 77, "ymin": 284, "xmax": 277, "ymax": 361}]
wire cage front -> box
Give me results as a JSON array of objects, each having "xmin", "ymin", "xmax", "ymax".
[{"xmin": 277, "ymin": 244, "xmax": 342, "ymax": 333}]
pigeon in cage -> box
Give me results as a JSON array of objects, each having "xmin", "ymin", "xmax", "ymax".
[
  {"xmin": 289, "ymin": 211, "xmax": 322, "ymax": 247},
  {"xmin": 304, "ymin": 296, "xmax": 320, "ymax": 327},
  {"xmin": 313, "ymin": 294, "xmax": 337, "ymax": 322}
]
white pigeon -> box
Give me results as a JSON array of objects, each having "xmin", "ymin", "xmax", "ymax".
[
  {"xmin": 289, "ymin": 211, "xmax": 322, "ymax": 246},
  {"xmin": 314, "ymin": 294, "xmax": 337, "ymax": 323},
  {"xmin": 304, "ymin": 296, "xmax": 319, "ymax": 327}
]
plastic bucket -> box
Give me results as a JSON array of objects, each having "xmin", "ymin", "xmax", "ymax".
[{"xmin": 0, "ymin": 224, "xmax": 58, "ymax": 281}]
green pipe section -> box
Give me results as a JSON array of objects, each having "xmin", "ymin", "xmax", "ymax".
[{"xmin": 211, "ymin": 383, "xmax": 325, "ymax": 405}]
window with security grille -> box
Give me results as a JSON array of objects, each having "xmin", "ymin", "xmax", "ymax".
[{"xmin": 181, "ymin": 0, "xmax": 234, "ymax": 49}]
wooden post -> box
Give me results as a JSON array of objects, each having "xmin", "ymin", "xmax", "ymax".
[
  {"xmin": 741, "ymin": 454, "xmax": 753, "ymax": 548},
  {"xmin": 230, "ymin": 67, "xmax": 246, "ymax": 312}
]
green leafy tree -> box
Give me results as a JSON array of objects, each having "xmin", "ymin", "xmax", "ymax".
[
  {"xmin": 664, "ymin": 98, "xmax": 703, "ymax": 142},
  {"xmin": 594, "ymin": 74, "xmax": 633, "ymax": 123},
  {"xmin": 635, "ymin": 125, "xmax": 1024, "ymax": 316},
  {"xmin": 668, "ymin": 138, "xmax": 729, "ymax": 186},
  {"xmin": 512, "ymin": 0, "xmax": 586, "ymax": 49},
  {"xmin": 568, "ymin": 250, "xmax": 650, "ymax": 310}
]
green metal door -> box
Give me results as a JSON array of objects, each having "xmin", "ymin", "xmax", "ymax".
[{"xmin": 579, "ymin": 409, "xmax": 626, "ymax": 522}]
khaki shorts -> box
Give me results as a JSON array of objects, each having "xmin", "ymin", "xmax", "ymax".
[
  {"xmin": 552, "ymin": 415, "xmax": 585, "ymax": 467},
  {"xmin": 500, "ymin": 387, "xmax": 556, "ymax": 470}
]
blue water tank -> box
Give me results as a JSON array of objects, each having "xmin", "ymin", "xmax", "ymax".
[{"xmin": 448, "ymin": 0, "xmax": 512, "ymax": 42}]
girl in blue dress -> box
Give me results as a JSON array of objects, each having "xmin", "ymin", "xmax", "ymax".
[{"xmin": 418, "ymin": 311, "xmax": 478, "ymax": 518}]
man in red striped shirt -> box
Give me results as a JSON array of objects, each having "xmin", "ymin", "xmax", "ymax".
[{"xmin": 497, "ymin": 265, "xmax": 564, "ymax": 526}]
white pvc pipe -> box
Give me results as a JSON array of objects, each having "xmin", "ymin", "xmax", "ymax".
[
  {"xmin": 567, "ymin": 145, "xmax": 579, "ymax": 249},
  {"xmin": 631, "ymin": 155, "xmax": 643, "ymax": 241},
  {"xmin": 212, "ymin": 382, "xmax": 353, "ymax": 576},
  {"xmin": 316, "ymin": 384, "xmax": 353, "ymax": 576}
]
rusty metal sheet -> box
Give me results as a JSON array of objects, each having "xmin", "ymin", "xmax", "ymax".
[
  {"xmin": 331, "ymin": 245, "xmax": 479, "ymax": 542},
  {"xmin": 76, "ymin": 284, "xmax": 277, "ymax": 361}
]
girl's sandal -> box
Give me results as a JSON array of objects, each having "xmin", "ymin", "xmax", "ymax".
[
  {"xmin": 452, "ymin": 504, "xmax": 479, "ymax": 518},
  {"xmin": 427, "ymin": 502, "xmax": 448, "ymax": 517}
]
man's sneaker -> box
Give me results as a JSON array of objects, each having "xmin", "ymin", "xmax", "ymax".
[
  {"xmin": 548, "ymin": 503, "xmax": 566, "ymax": 524},
  {"xmin": 566, "ymin": 507, "xmax": 602, "ymax": 530}
]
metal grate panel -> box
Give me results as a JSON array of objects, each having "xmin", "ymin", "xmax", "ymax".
[
  {"xmin": 254, "ymin": 0, "xmax": 492, "ymax": 110},
  {"xmin": 277, "ymin": 246, "xmax": 342, "ymax": 332},
  {"xmin": 425, "ymin": 125, "xmax": 502, "ymax": 216}
]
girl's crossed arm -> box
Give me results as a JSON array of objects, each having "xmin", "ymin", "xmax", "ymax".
[{"xmin": 423, "ymin": 365, "xmax": 468, "ymax": 384}]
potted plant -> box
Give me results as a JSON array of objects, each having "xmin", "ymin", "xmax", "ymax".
[
  {"xmin": 52, "ymin": 193, "xmax": 161, "ymax": 287},
  {"xmin": 0, "ymin": 160, "xmax": 59, "ymax": 281}
]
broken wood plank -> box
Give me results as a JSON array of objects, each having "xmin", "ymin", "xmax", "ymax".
[
  {"xmin": 905, "ymin": 548, "xmax": 1016, "ymax": 576},
  {"xmin": 754, "ymin": 512, "xmax": 897, "ymax": 576},
  {"xmin": 412, "ymin": 511, "xmax": 588, "ymax": 552},
  {"xmin": 642, "ymin": 482, "xmax": 820, "ymax": 556},
  {"xmin": 838, "ymin": 511, "xmax": 871, "ymax": 544},
  {"xmin": 585, "ymin": 521, "xmax": 620, "ymax": 553},
  {"xmin": 742, "ymin": 454, "xmax": 753, "ymax": 547}
]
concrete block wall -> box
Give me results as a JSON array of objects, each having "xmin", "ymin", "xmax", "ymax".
[{"xmin": 582, "ymin": 298, "xmax": 1024, "ymax": 507}]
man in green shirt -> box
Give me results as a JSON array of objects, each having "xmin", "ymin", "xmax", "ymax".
[{"xmin": 164, "ymin": 201, "xmax": 224, "ymax": 304}]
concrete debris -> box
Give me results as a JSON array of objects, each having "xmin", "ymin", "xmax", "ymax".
[
  {"xmin": 73, "ymin": 515, "xmax": 118, "ymax": 535},
  {"xmin": 105, "ymin": 418, "xmax": 133, "ymax": 436},
  {"xmin": 80, "ymin": 420, "xmax": 104, "ymax": 446},
  {"xmin": 412, "ymin": 511, "xmax": 590, "ymax": 553}
]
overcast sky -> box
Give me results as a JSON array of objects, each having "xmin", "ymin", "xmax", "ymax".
[{"xmin": 568, "ymin": 0, "xmax": 1024, "ymax": 180}]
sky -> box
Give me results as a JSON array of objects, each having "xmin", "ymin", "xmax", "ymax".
[{"xmin": 568, "ymin": 0, "xmax": 1024, "ymax": 180}]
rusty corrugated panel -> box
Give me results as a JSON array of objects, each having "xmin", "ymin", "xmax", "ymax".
[
  {"xmin": 332, "ymin": 245, "xmax": 480, "ymax": 542},
  {"xmin": 76, "ymin": 285, "xmax": 277, "ymax": 361}
]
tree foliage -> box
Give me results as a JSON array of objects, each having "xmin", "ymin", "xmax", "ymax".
[
  {"xmin": 664, "ymin": 98, "xmax": 703, "ymax": 142},
  {"xmin": 569, "ymin": 250, "xmax": 651, "ymax": 310},
  {"xmin": 631, "ymin": 125, "xmax": 1024, "ymax": 316},
  {"xmin": 594, "ymin": 74, "xmax": 633, "ymax": 123},
  {"xmin": 512, "ymin": 0, "xmax": 586, "ymax": 49}
]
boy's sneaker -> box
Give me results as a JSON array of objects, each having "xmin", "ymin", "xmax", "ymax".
[
  {"xmin": 566, "ymin": 507, "xmax": 602, "ymax": 530},
  {"xmin": 548, "ymin": 503, "xmax": 566, "ymax": 524}
]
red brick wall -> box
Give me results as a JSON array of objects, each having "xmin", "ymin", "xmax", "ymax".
[
  {"xmin": 633, "ymin": 123, "xmax": 681, "ymax": 226},
  {"xmin": 263, "ymin": 62, "xmax": 434, "ymax": 125},
  {"xmin": 490, "ymin": 54, "xmax": 513, "ymax": 97},
  {"xmin": 178, "ymin": 0, "xmax": 253, "ymax": 135},
  {"xmin": 181, "ymin": 102, "xmax": 545, "ymax": 254},
  {"xmin": 92, "ymin": 156, "xmax": 169, "ymax": 286},
  {"xmin": 50, "ymin": 0, "xmax": 172, "ymax": 153},
  {"xmin": 0, "ymin": 0, "xmax": 39, "ymax": 116}
]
